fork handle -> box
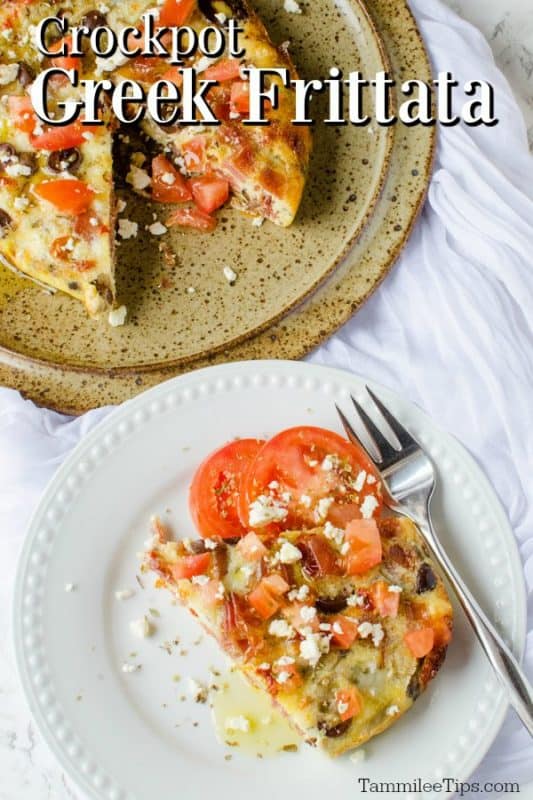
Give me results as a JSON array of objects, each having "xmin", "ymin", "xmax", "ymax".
[{"xmin": 419, "ymin": 513, "xmax": 533, "ymax": 737}]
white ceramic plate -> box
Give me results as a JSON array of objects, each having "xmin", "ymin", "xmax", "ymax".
[{"xmin": 13, "ymin": 361, "xmax": 527, "ymax": 800}]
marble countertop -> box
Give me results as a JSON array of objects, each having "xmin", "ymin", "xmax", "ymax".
[{"xmin": 1, "ymin": 2, "xmax": 532, "ymax": 799}]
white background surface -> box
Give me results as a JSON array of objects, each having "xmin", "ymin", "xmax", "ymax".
[{"xmin": 1, "ymin": 0, "xmax": 533, "ymax": 798}]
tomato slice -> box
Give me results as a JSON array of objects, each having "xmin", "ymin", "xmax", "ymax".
[
  {"xmin": 282, "ymin": 601, "xmax": 320, "ymax": 634},
  {"xmin": 171, "ymin": 552, "xmax": 211, "ymax": 579},
  {"xmin": 261, "ymin": 573, "xmax": 290, "ymax": 596},
  {"xmin": 8, "ymin": 96, "xmax": 36, "ymax": 133},
  {"xmin": 30, "ymin": 120, "xmax": 99, "ymax": 151},
  {"xmin": 189, "ymin": 175, "xmax": 230, "ymax": 214},
  {"xmin": 335, "ymin": 687, "xmax": 362, "ymax": 721},
  {"xmin": 404, "ymin": 627, "xmax": 435, "ymax": 658},
  {"xmin": 248, "ymin": 580, "xmax": 280, "ymax": 620},
  {"xmin": 166, "ymin": 206, "xmax": 217, "ymax": 231},
  {"xmin": 34, "ymin": 179, "xmax": 95, "ymax": 215},
  {"xmin": 343, "ymin": 519, "xmax": 382, "ymax": 575},
  {"xmin": 239, "ymin": 426, "xmax": 381, "ymax": 532},
  {"xmin": 330, "ymin": 615, "xmax": 360, "ymax": 648},
  {"xmin": 230, "ymin": 81, "xmax": 250, "ymax": 114},
  {"xmin": 49, "ymin": 35, "xmax": 82, "ymax": 73},
  {"xmin": 370, "ymin": 580, "xmax": 400, "ymax": 618},
  {"xmin": 158, "ymin": 0, "xmax": 196, "ymax": 26},
  {"xmin": 297, "ymin": 533, "xmax": 340, "ymax": 577},
  {"xmin": 151, "ymin": 154, "xmax": 192, "ymax": 203},
  {"xmin": 189, "ymin": 438, "xmax": 266, "ymax": 539},
  {"xmin": 204, "ymin": 59, "xmax": 241, "ymax": 82},
  {"xmin": 181, "ymin": 136, "xmax": 206, "ymax": 172}
]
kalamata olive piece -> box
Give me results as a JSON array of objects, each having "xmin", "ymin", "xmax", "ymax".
[
  {"xmin": 17, "ymin": 62, "xmax": 35, "ymax": 88},
  {"xmin": 0, "ymin": 209, "xmax": 13, "ymax": 235},
  {"xmin": 388, "ymin": 543, "xmax": 409, "ymax": 567},
  {"xmin": 81, "ymin": 9, "xmax": 108, "ymax": 31},
  {"xmin": 406, "ymin": 671, "xmax": 421, "ymax": 700},
  {"xmin": 48, "ymin": 148, "xmax": 82, "ymax": 174},
  {"xmin": 198, "ymin": 0, "xmax": 249, "ymax": 23},
  {"xmin": 315, "ymin": 593, "xmax": 348, "ymax": 614},
  {"xmin": 416, "ymin": 563, "xmax": 437, "ymax": 594},
  {"xmin": 223, "ymin": 537, "xmax": 241, "ymax": 546},
  {"xmin": 318, "ymin": 718, "xmax": 352, "ymax": 738},
  {"xmin": 212, "ymin": 546, "xmax": 229, "ymax": 579},
  {"xmin": 0, "ymin": 144, "xmax": 17, "ymax": 167},
  {"xmin": 188, "ymin": 539, "xmax": 208, "ymax": 554},
  {"xmin": 18, "ymin": 152, "xmax": 37, "ymax": 175}
]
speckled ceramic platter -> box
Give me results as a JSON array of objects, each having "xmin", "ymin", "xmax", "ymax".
[{"xmin": 0, "ymin": 0, "xmax": 434, "ymax": 413}]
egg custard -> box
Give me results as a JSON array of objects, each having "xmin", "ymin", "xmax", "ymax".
[
  {"xmin": 143, "ymin": 515, "xmax": 453, "ymax": 756},
  {"xmin": 0, "ymin": 0, "xmax": 311, "ymax": 316}
]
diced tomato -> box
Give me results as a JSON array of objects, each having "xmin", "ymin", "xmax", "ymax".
[
  {"xmin": 189, "ymin": 175, "xmax": 230, "ymax": 214},
  {"xmin": 49, "ymin": 36, "xmax": 82, "ymax": 73},
  {"xmin": 335, "ymin": 687, "xmax": 362, "ymax": 721},
  {"xmin": 73, "ymin": 211, "xmax": 108, "ymax": 238},
  {"xmin": 34, "ymin": 180, "xmax": 94, "ymax": 215},
  {"xmin": 404, "ymin": 627, "xmax": 435, "ymax": 658},
  {"xmin": 262, "ymin": 573, "xmax": 290, "ymax": 596},
  {"xmin": 248, "ymin": 581, "xmax": 280, "ymax": 620},
  {"xmin": 166, "ymin": 206, "xmax": 217, "ymax": 231},
  {"xmin": 181, "ymin": 136, "xmax": 205, "ymax": 172},
  {"xmin": 238, "ymin": 427, "xmax": 381, "ymax": 532},
  {"xmin": 50, "ymin": 235, "xmax": 76, "ymax": 260},
  {"xmin": 282, "ymin": 602, "xmax": 320, "ymax": 633},
  {"xmin": 370, "ymin": 580, "xmax": 400, "ymax": 618},
  {"xmin": 129, "ymin": 55, "xmax": 166, "ymax": 82},
  {"xmin": 343, "ymin": 519, "xmax": 383, "ymax": 575},
  {"xmin": 151, "ymin": 154, "xmax": 192, "ymax": 203},
  {"xmin": 30, "ymin": 120, "xmax": 99, "ymax": 151},
  {"xmin": 161, "ymin": 65, "xmax": 183, "ymax": 85},
  {"xmin": 8, "ymin": 96, "xmax": 36, "ymax": 134},
  {"xmin": 158, "ymin": 0, "xmax": 196, "ymax": 26},
  {"xmin": 330, "ymin": 615, "xmax": 360, "ymax": 649},
  {"xmin": 272, "ymin": 660, "xmax": 301, "ymax": 690},
  {"xmin": 296, "ymin": 533, "xmax": 339, "ymax": 578},
  {"xmin": 230, "ymin": 81, "xmax": 250, "ymax": 114},
  {"xmin": 189, "ymin": 438, "xmax": 265, "ymax": 538},
  {"xmin": 237, "ymin": 532, "xmax": 268, "ymax": 562},
  {"xmin": 204, "ymin": 59, "xmax": 241, "ymax": 82},
  {"xmin": 171, "ymin": 552, "xmax": 211, "ymax": 580},
  {"xmin": 199, "ymin": 578, "xmax": 224, "ymax": 607}
]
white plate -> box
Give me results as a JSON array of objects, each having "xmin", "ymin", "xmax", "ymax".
[{"xmin": 13, "ymin": 361, "xmax": 527, "ymax": 800}]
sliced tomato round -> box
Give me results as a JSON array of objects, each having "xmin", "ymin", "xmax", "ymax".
[
  {"xmin": 239, "ymin": 426, "xmax": 382, "ymax": 532},
  {"xmin": 189, "ymin": 438, "xmax": 266, "ymax": 538},
  {"xmin": 151, "ymin": 154, "xmax": 192, "ymax": 203}
]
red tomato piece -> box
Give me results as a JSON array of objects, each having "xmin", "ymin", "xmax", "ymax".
[
  {"xmin": 189, "ymin": 438, "xmax": 265, "ymax": 539},
  {"xmin": 282, "ymin": 602, "xmax": 320, "ymax": 633},
  {"xmin": 181, "ymin": 136, "xmax": 206, "ymax": 172},
  {"xmin": 343, "ymin": 519, "xmax": 383, "ymax": 576},
  {"xmin": 404, "ymin": 627, "xmax": 435, "ymax": 658},
  {"xmin": 204, "ymin": 59, "xmax": 241, "ymax": 82},
  {"xmin": 262, "ymin": 573, "xmax": 290, "ymax": 596},
  {"xmin": 166, "ymin": 206, "xmax": 217, "ymax": 231},
  {"xmin": 189, "ymin": 175, "xmax": 230, "ymax": 214},
  {"xmin": 151, "ymin": 154, "xmax": 192, "ymax": 203},
  {"xmin": 296, "ymin": 533, "xmax": 340, "ymax": 578},
  {"xmin": 34, "ymin": 180, "xmax": 95, "ymax": 215},
  {"xmin": 30, "ymin": 120, "xmax": 99, "ymax": 151},
  {"xmin": 248, "ymin": 581, "xmax": 280, "ymax": 620},
  {"xmin": 230, "ymin": 81, "xmax": 250, "ymax": 114},
  {"xmin": 239, "ymin": 426, "xmax": 381, "ymax": 532},
  {"xmin": 237, "ymin": 531, "xmax": 268, "ymax": 562},
  {"xmin": 330, "ymin": 615, "xmax": 360, "ymax": 648},
  {"xmin": 171, "ymin": 552, "xmax": 211, "ymax": 579},
  {"xmin": 335, "ymin": 687, "xmax": 362, "ymax": 721},
  {"xmin": 161, "ymin": 65, "xmax": 183, "ymax": 85},
  {"xmin": 8, "ymin": 96, "xmax": 36, "ymax": 133},
  {"xmin": 158, "ymin": 0, "xmax": 196, "ymax": 26},
  {"xmin": 199, "ymin": 578, "xmax": 223, "ymax": 607},
  {"xmin": 49, "ymin": 36, "xmax": 82, "ymax": 72},
  {"xmin": 370, "ymin": 580, "xmax": 400, "ymax": 618}
]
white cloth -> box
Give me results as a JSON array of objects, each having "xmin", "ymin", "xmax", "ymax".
[{"xmin": 1, "ymin": 0, "xmax": 532, "ymax": 797}]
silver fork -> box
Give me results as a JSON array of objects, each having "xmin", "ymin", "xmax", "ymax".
[{"xmin": 336, "ymin": 386, "xmax": 533, "ymax": 736}]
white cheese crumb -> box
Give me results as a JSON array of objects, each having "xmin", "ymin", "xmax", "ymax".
[
  {"xmin": 214, "ymin": 11, "xmax": 227, "ymax": 24},
  {"xmin": 332, "ymin": 621, "xmax": 343, "ymax": 635},
  {"xmin": 315, "ymin": 496, "xmax": 334, "ymax": 521},
  {"xmin": 360, "ymin": 494, "xmax": 379, "ymax": 519},
  {"xmin": 118, "ymin": 218, "xmax": 138, "ymax": 239},
  {"xmin": 251, "ymin": 216, "xmax": 264, "ymax": 227},
  {"xmin": 96, "ymin": 50, "xmax": 129, "ymax": 73},
  {"xmin": 13, "ymin": 197, "xmax": 29, "ymax": 211},
  {"xmin": 268, "ymin": 480, "xmax": 280, "ymax": 490},
  {"xmin": 115, "ymin": 588, "xmax": 134, "ymax": 601},
  {"xmin": 223, "ymin": 265, "xmax": 237, "ymax": 284},
  {"xmin": 258, "ymin": 662, "xmax": 270, "ymax": 671},
  {"xmin": 300, "ymin": 605, "xmax": 317, "ymax": 622},
  {"xmin": 275, "ymin": 655, "xmax": 295, "ymax": 667},
  {"xmin": 203, "ymin": 538, "xmax": 217, "ymax": 550},
  {"xmin": 337, "ymin": 700, "xmax": 349, "ymax": 715},
  {"xmin": 299, "ymin": 632, "xmax": 330, "ymax": 666},
  {"xmin": 347, "ymin": 593, "xmax": 365, "ymax": 607},
  {"xmin": 386, "ymin": 705, "xmax": 400, "ymax": 716},
  {"xmin": 186, "ymin": 286, "xmax": 196, "ymax": 295},
  {"xmin": 358, "ymin": 621, "xmax": 384, "ymax": 647},
  {"xmin": 288, "ymin": 584, "xmax": 309, "ymax": 602},
  {"xmin": 161, "ymin": 171, "xmax": 176, "ymax": 185},
  {"xmin": 129, "ymin": 616, "xmax": 153, "ymax": 638},
  {"xmin": 349, "ymin": 749, "xmax": 366, "ymax": 765},
  {"xmin": 126, "ymin": 165, "xmax": 151, "ymax": 191},
  {"xmin": 388, "ymin": 584, "xmax": 402, "ymax": 593},
  {"xmin": 195, "ymin": 55, "xmax": 219, "ymax": 72},
  {"xmin": 299, "ymin": 494, "xmax": 311, "ymax": 508},
  {"xmin": 366, "ymin": 474, "xmax": 377, "ymax": 485},
  {"xmin": 279, "ymin": 541, "xmax": 302, "ymax": 564},
  {"xmin": 191, "ymin": 574, "xmax": 210, "ymax": 585},
  {"xmin": 0, "ymin": 63, "xmax": 19, "ymax": 85},
  {"xmin": 116, "ymin": 198, "xmax": 127, "ymax": 213},
  {"xmin": 148, "ymin": 221, "xmax": 167, "ymax": 236},
  {"xmin": 283, "ymin": 0, "xmax": 302, "ymax": 13},
  {"xmin": 321, "ymin": 454, "xmax": 337, "ymax": 471},
  {"xmin": 249, "ymin": 495, "xmax": 288, "ymax": 527},
  {"xmin": 224, "ymin": 715, "xmax": 250, "ymax": 732},
  {"xmin": 108, "ymin": 305, "xmax": 127, "ymax": 327},
  {"xmin": 323, "ymin": 521, "xmax": 344, "ymax": 546},
  {"xmin": 353, "ymin": 470, "xmax": 367, "ymax": 492},
  {"xmin": 121, "ymin": 662, "xmax": 141, "ymax": 673},
  {"xmin": 268, "ymin": 619, "xmax": 294, "ymax": 638},
  {"xmin": 64, "ymin": 583, "xmax": 75, "ymax": 592},
  {"xmin": 319, "ymin": 622, "xmax": 332, "ymax": 631},
  {"xmin": 276, "ymin": 671, "xmax": 291, "ymax": 684},
  {"xmin": 5, "ymin": 162, "xmax": 32, "ymax": 178},
  {"xmin": 188, "ymin": 678, "xmax": 208, "ymax": 702}
]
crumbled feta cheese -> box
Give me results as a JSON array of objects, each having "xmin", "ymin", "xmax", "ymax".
[
  {"xmin": 0, "ymin": 63, "xmax": 19, "ymax": 85},
  {"xmin": 268, "ymin": 619, "xmax": 294, "ymax": 638},
  {"xmin": 332, "ymin": 621, "xmax": 343, "ymax": 635},
  {"xmin": 299, "ymin": 493, "xmax": 311, "ymax": 508},
  {"xmin": 188, "ymin": 678, "xmax": 208, "ymax": 702},
  {"xmin": 249, "ymin": 495, "xmax": 288, "ymax": 527},
  {"xmin": 268, "ymin": 480, "xmax": 280, "ymax": 490},
  {"xmin": 203, "ymin": 538, "xmax": 217, "ymax": 550},
  {"xmin": 388, "ymin": 584, "xmax": 402, "ymax": 593},
  {"xmin": 315, "ymin": 496, "xmax": 334, "ymax": 521},
  {"xmin": 283, "ymin": 0, "xmax": 302, "ymax": 13},
  {"xmin": 346, "ymin": 593, "xmax": 365, "ymax": 607},
  {"xmin": 321, "ymin": 454, "xmax": 338, "ymax": 471},
  {"xmin": 126, "ymin": 165, "xmax": 151, "ymax": 191},
  {"xmin": 161, "ymin": 171, "xmax": 176, "ymax": 185},
  {"xmin": 308, "ymin": 459, "xmax": 318, "ymax": 467},
  {"xmin": 278, "ymin": 541, "xmax": 302, "ymax": 564},
  {"xmin": 5, "ymin": 162, "xmax": 32, "ymax": 178},
  {"xmin": 115, "ymin": 588, "xmax": 134, "ymax": 601},
  {"xmin": 224, "ymin": 715, "xmax": 250, "ymax": 732},
  {"xmin": 223, "ymin": 265, "xmax": 237, "ymax": 284},
  {"xmin": 121, "ymin": 662, "xmax": 141, "ymax": 673},
  {"xmin": 386, "ymin": 705, "xmax": 400, "ymax": 716},
  {"xmin": 116, "ymin": 198, "xmax": 127, "ymax": 213},
  {"xmin": 360, "ymin": 494, "xmax": 379, "ymax": 519},
  {"xmin": 108, "ymin": 305, "xmax": 127, "ymax": 327},
  {"xmin": 186, "ymin": 286, "xmax": 196, "ymax": 295},
  {"xmin": 214, "ymin": 11, "xmax": 227, "ymax": 24},
  {"xmin": 353, "ymin": 470, "xmax": 367, "ymax": 492},
  {"xmin": 251, "ymin": 216, "xmax": 264, "ymax": 227},
  {"xmin": 349, "ymin": 749, "xmax": 366, "ymax": 764},
  {"xmin": 129, "ymin": 616, "xmax": 153, "ymax": 638},
  {"xmin": 191, "ymin": 574, "xmax": 210, "ymax": 585},
  {"xmin": 276, "ymin": 671, "xmax": 291, "ymax": 684},
  {"xmin": 195, "ymin": 55, "xmax": 218, "ymax": 72},
  {"xmin": 215, "ymin": 582, "xmax": 225, "ymax": 600},
  {"xmin": 299, "ymin": 632, "xmax": 330, "ymax": 666},
  {"xmin": 323, "ymin": 521, "xmax": 344, "ymax": 546},
  {"xmin": 357, "ymin": 621, "xmax": 384, "ymax": 647},
  {"xmin": 288, "ymin": 584, "xmax": 309, "ymax": 602},
  {"xmin": 319, "ymin": 622, "xmax": 332, "ymax": 631},
  {"xmin": 258, "ymin": 662, "xmax": 270, "ymax": 671},
  {"xmin": 148, "ymin": 221, "xmax": 167, "ymax": 236},
  {"xmin": 340, "ymin": 541, "xmax": 350, "ymax": 555},
  {"xmin": 300, "ymin": 605, "xmax": 317, "ymax": 622},
  {"xmin": 337, "ymin": 700, "xmax": 349, "ymax": 715},
  {"xmin": 64, "ymin": 583, "xmax": 75, "ymax": 592},
  {"xmin": 118, "ymin": 218, "xmax": 138, "ymax": 239},
  {"xmin": 275, "ymin": 655, "xmax": 295, "ymax": 667},
  {"xmin": 366, "ymin": 474, "xmax": 377, "ymax": 485}
]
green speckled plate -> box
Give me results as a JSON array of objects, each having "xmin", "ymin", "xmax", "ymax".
[{"xmin": 0, "ymin": 0, "xmax": 434, "ymax": 413}]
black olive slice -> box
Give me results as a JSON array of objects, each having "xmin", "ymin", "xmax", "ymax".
[
  {"xmin": 315, "ymin": 593, "xmax": 349, "ymax": 614},
  {"xmin": 318, "ymin": 718, "xmax": 352, "ymax": 738},
  {"xmin": 81, "ymin": 9, "xmax": 108, "ymax": 30},
  {"xmin": 0, "ymin": 209, "xmax": 14, "ymax": 235},
  {"xmin": 415, "ymin": 563, "xmax": 437, "ymax": 594},
  {"xmin": 48, "ymin": 148, "xmax": 82, "ymax": 174}
]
